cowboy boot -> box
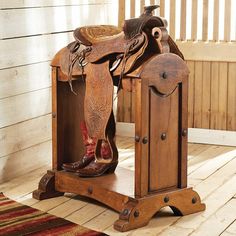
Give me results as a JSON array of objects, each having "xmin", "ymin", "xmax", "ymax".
[
  {"xmin": 62, "ymin": 121, "xmax": 96, "ymax": 172},
  {"xmin": 76, "ymin": 138, "xmax": 118, "ymax": 177},
  {"xmin": 76, "ymin": 113, "xmax": 118, "ymax": 177}
]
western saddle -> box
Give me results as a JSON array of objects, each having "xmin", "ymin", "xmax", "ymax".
[{"xmin": 51, "ymin": 5, "xmax": 184, "ymax": 173}]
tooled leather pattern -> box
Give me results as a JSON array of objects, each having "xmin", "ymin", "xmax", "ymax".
[{"xmin": 84, "ymin": 61, "xmax": 113, "ymax": 139}]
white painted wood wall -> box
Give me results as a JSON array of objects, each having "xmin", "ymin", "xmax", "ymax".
[{"xmin": 0, "ymin": 0, "xmax": 118, "ymax": 183}]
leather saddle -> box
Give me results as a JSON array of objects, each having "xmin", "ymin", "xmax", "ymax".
[{"xmin": 51, "ymin": 5, "xmax": 184, "ymax": 162}]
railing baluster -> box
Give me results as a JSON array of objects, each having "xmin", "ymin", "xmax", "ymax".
[
  {"xmin": 118, "ymin": 0, "xmax": 125, "ymax": 27},
  {"xmin": 169, "ymin": 0, "xmax": 176, "ymax": 39},
  {"xmin": 180, "ymin": 0, "xmax": 187, "ymax": 41},
  {"xmin": 224, "ymin": 0, "xmax": 231, "ymax": 42},
  {"xmin": 130, "ymin": 0, "xmax": 136, "ymax": 17},
  {"xmin": 191, "ymin": 0, "xmax": 198, "ymax": 41},
  {"xmin": 202, "ymin": 0, "xmax": 209, "ymax": 41},
  {"xmin": 160, "ymin": 0, "xmax": 165, "ymax": 17},
  {"xmin": 140, "ymin": 0, "xmax": 145, "ymax": 14},
  {"xmin": 213, "ymin": 0, "xmax": 219, "ymax": 41}
]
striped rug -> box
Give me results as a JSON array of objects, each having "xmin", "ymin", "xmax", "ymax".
[{"xmin": 0, "ymin": 193, "xmax": 107, "ymax": 236}]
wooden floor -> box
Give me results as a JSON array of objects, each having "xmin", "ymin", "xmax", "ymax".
[{"xmin": 1, "ymin": 136, "xmax": 236, "ymax": 236}]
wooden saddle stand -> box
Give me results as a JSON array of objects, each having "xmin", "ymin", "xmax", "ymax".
[{"xmin": 33, "ymin": 6, "xmax": 205, "ymax": 232}]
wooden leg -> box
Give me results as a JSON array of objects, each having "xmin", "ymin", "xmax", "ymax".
[
  {"xmin": 33, "ymin": 170, "xmax": 64, "ymax": 200},
  {"xmin": 114, "ymin": 188, "xmax": 205, "ymax": 232}
]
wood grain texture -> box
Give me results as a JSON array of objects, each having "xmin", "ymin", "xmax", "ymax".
[
  {"xmin": 0, "ymin": 115, "xmax": 51, "ymax": 158},
  {"xmin": 224, "ymin": 0, "xmax": 231, "ymax": 42},
  {"xmin": 0, "ymin": 88, "xmax": 51, "ymax": 128},
  {"xmin": 227, "ymin": 63, "xmax": 236, "ymax": 131},
  {"xmin": 201, "ymin": 61, "xmax": 211, "ymax": 128},
  {"xmin": 0, "ymin": 0, "xmax": 108, "ymax": 8},
  {"xmin": 202, "ymin": 0, "xmax": 209, "ymax": 41},
  {"xmin": 191, "ymin": 0, "xmax": 198, "ymax": 41},
  {"xmin": 160, "ymin": 0, "xmax": 165, "ymax": 17},
  {"xmin": 187, "ymin": 61, "xmax": 195, "ymax": 128},
  {"xmin": 210, "ymin": 61, "xmax": 219, "ymax": 129},
  {"xmin": 118, "ymin": 0, "xmax": 125, "ymax": 27},
  {"xmin": 130, "ymin": 0, "xmax": 136, "ymax": 18},
  {"xmin": 0, "ymin": 141, "xmax": 51, "ymax": 183},
  {"xmin": 180, "ymin": 0, "xmax": 187, "ymax": 41},
  {"xmin": 193, "ymin": 61, "xmax": 203, "ymax": 128},
  {"xmin": 0, "ymin": 32, "xmax": 73, "ymax": 69},
  {"xmin": 169, "ymin": 0, "xmax": 176, "ymax": 39},
  {"xmin": 0, "ymin": 62, "xmax": 51, "ymax": 99},
  {"xmin": 213, "ymin": 0, "xmax": 219, "ymax": 41},
  {"xmin": 0, "ymin": 5, "xmax": 112, "ymax": 39}
]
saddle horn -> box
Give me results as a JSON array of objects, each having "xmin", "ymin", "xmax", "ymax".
[{"xmin": 143, "ymin": 5, "xmax": 160, "ymax": 16}]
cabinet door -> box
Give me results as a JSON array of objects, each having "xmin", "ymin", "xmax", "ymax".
[{"xmin": 149, "ymin": 86, "xmax": 179, "ymax": 192}]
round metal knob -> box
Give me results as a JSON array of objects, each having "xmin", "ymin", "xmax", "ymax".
[
  {"xmin": 142, "ymin": 137, "xmax": 148, "ymax": 144},
  {"xmin": 161, "ymin": 133, "xmax": 166, "ymax": 140},
  {"xmin": 182, "ymin": 129, "xmax": 187, "ymax": 137},
  {"xmin": 162, "ymin": 72, "xmax": 167, "ymax": 79},
  {"xmin": 52, "ymin": 112, "xmax": 56, "ymax": 118},
  {"xmin": 135, "ymin": 135, "xmax": 140, "ymax": 143},
  {"xmin": 164, "ymin": 196, "xmax": 169, "ymax": 203},
  {"xmin": 192, "ymin": 197, "xmax": 197, "ymax": 204},
  {"xmin": 87, "ymin": 186, "xmax": 93, "ymax": 194},
  {"xmin": 134, "ymin": 210, "xmax": 139, "ymax": 218},
  {"xmin": 122, "ymin": 209, "xmax": 129, "ymax": 216}
]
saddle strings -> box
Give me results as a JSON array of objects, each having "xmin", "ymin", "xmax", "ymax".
[
  {"xmin": 116, "ymin": 36, "xmax": 139, "ymax": 94},
  {"xmin": 68, "ymin": 42, "xmax": 91, "ymax": 95}
]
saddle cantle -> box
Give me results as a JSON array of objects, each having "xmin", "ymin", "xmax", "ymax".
[{"xmin": 51, "ymin": 5, "xmax": 184, "ymax": 164}]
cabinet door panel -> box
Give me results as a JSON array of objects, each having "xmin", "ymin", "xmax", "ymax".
[{"xmin": 149, "ymin": 87, "xmax": 179, "ymax": 192}]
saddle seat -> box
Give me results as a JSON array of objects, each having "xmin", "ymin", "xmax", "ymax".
[{"xmin": 73, "ymin": 25, "xmax": 122, "ymax": 46}]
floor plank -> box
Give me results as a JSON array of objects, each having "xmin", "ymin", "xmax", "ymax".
[
  {"xmin": 173, "ymin": 175, "xmax": 236, "ymax": 230},
  {"xmin": 191, "ymin": 199, "xmax": 236, "ymax": 236},
  {"xmin": 221, "ymin": 220, "xmax": 236, "ymax": 236},
  {"xmin": 48, "ymin": 196, "xmax": 88, "ymax": 218},
  {"xmin": 65, "ymin": 203, "xmax": 107, "ymax": 225}
]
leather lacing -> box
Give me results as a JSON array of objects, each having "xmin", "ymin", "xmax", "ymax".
[{"xmin": 68, "ymin": 41, "xmax": 92, "ymax": 95}]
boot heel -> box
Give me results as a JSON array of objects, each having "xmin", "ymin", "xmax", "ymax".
[{"xmin": 106, "ymin": 163, "xmax": 118, "ymax": 174}]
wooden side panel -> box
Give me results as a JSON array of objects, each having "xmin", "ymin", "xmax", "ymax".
[
  {"xmin": 187, "ymin": 61, "xmax": 195, "ymax": 128},
  {"xmin": 123, "ymin": 91, "xmax": 132, "ymax": 123},
  {"xmin": 210, "ymin": 62, "xmax": 219, "ymax": 129},
  {"xmin": 227, "ymin": 63, "xmax": 236, "ymax": 131},
  {"xmin": 117, "ymin": 90, "xmax": 124, "ymax": 122},
  {"xmin": 149, "ymin": 88, "xmax": 179, "ymax": 191},
  {"xmin": 201, "ymin": 61, "xmax": 211, "ymax": 128},
  {"xmin": 193, "ymin": 61, "xmax": 203, "ymax": 128},
  {"xmin": 218, "ymin": 62, "xmax": 228, "ymax": 130},
  {"xmin": 57, "ymin": 80, "xmax": 86, "ymax": 167}
]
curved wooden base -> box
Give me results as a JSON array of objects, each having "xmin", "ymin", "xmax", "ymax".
[
  {"xmin": 33, "ymin": 168, "xmax": 205, "ymax": 232},
  {"xmin": 33, "ymin": 170, "xmax": 64, "ymax": 200},
  {"xmin": 114, "ymin": 188, "xmax": 205, "ymax": 232}
]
